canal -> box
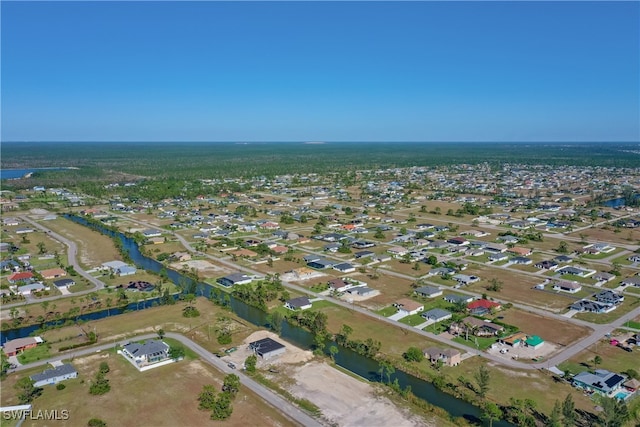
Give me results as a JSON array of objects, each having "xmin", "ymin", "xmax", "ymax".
[{"xmin": 2, "ymin": 215, "xmax": 515, "ymax": 426}]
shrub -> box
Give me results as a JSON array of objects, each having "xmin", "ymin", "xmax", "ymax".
[
  {"xmin": 56, "ymin": 383, "xmax": 66, "ymax": 391},
  {"xmin": 217, "ymin": 332, "xmax": 232, "ymax": 345}
]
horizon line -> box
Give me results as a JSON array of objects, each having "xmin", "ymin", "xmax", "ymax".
[{"xmin": 2, "ymin": 140, "xmax": 639, "ymax": 144}]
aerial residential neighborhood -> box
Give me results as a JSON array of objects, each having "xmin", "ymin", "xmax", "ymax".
[
  {"xmin": 1, "ymin": 156, "xmax": 639, "ymax": 426},
  {"xmin": 2, "ymin": 1, "xmax": 640, "ymax": 426}
]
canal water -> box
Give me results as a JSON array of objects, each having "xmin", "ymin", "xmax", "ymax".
[{"xmin": 1, "ymin": 215, "xmax": 515, "ymax": 426}]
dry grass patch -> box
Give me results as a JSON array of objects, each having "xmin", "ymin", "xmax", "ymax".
[
  {"xmin": 36, "ymin": 217, "xmax": 120, "ymax": 268},
  {"xmin": 317, "ymin": 303, "xmax": 438, "ymax": 357},
  {"xmin": 8, "ymin": 355, "xmax": 297, "ymax": 427},
  {"xmin": 354, "ymin": 272, "xmax": 415, "ymax": 307},
  {"xmin": 495, "ymin": 308, "xmax": 592, "ymax": 347},
  {"xmin": 463, "ymin": 266, "xmax": 575, "ymax": 311},
  {"xmin": 453, "ymin": 358, "xmax": 595, "ymax": 414},
  {"xmin": 570, "ymin": 226, "xmax": 640, "ymax": 246}
]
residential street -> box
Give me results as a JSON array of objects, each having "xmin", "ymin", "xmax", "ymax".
[
  {"xmin": 4, "ymin": 214, "xmax": 639, "ymax": 373},
  {"xmin": 12, "ymin": 332, "xmax": 321, "ymax": 427}
]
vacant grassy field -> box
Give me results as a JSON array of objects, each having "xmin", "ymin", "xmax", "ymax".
[
  {"xmin": 4, "ymin": 227, "xmax": 65, "ymax": 260},
  {"xmin": 36, "ymin": 298, "xmax": 245, "ymax": 349},
  {"xmin": 557, "ymin": 336, "xmax": 639, "ymax": 376},
  {"xmin": 354, "ymin": 271, "xmax": 415, "ymax": 308},
  {"xmin": 1, "ymin": 352, "xmax": 297, "ymax": 427},
  {"xmin": 463, "ymin": 266, "xmax": 576, "ymax": 311},
  {"xmin": 35, "ymin": 217, "xmax": 121, "ymax": 268},
  {"xmin": 142, "ymin": 241, "xmax": 190, "ymax": 257},
  {"xmin": 317, "ymin": 301, "xmax": 443, "ymax": 358},
  {"xmin": 570, "ymin": 226, "xmax": 640, "ymax": 246},
  {"xmin": 495, "ymin": 308, "xmax": 592, "ymax": 346},
  {"xmin": 457, "ymin": 358, "xmax": 595, "ymax": 415}
]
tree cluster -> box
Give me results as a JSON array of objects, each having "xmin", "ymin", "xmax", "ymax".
[
  {"xmin": 198, "ymin": 374, "xmax": 241, "ymax": 421},
  {"xmin": 89, "ymin": 363, "xmax": 111, "ymax": 395}
]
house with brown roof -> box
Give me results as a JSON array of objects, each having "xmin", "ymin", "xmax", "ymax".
[
  {"xmin": 507, "ymin": 247, "xmax": 533, "ymax": 256},
  {"xmin": 423, "ymin": 347, "xmax": 461, "ymax": 367},
  {"xmin": 499, "ymin": 332, "xmax": 528, "ymax": 347},
  {"xmin": 393, "ymin": 298, "xmax": 424, "ymax": 315},
  {"xmin": 328, "ymin": 278, "xmax": 352, "ymax": 291},
  {"xmin": 450, "ymin": 316, "xmax": 504, "ymax": 337},
  {"xmin": 40, "ymin": 268, "xmax": 67, "ymax": 279},
  {"xmin": 3, "ymin": 336, "xmax": 44, "ymax": 356},
  {"xmin": 230, "ymin": 248, "xmax": 259, "ymax": 258},
  {"xmin": 552, "ymin": 280, "xmax": 582, "ymax": 293}
]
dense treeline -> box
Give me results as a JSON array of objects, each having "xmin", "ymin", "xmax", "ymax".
[{"xmin": 3, "ymin": 142, "xmax": 638, "ymax": 190}]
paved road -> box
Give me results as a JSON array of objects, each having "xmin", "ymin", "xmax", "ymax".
[
  {"xmin": 4, "ymin": 216, "xmax": 107, "ymax": 307},
  {"xmin": 8, "ymin": 213, "xmax": 639, "ymax": 372},
  {"xmin": 111, "ymin": 213, "xmax": 640, "ymax": 370},
  {"xmin": 13, "ymin": 332, "xmax": 320, "ymax": 427}
]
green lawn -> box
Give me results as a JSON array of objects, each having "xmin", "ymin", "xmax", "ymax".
[
  {"xmin": 162, "ymin": 337, "xmax": 198, "ymax": 359},
  {"xmin": 581, "ymin": 250, "xmax": 620, "ymax": 260},
  {"xmin": 68, "ymin": 278, "xmax": 96, "ymax": 292},
  {"xmin": 398, "ymin": 313, "xmax": 426, "ymax": 327},
  {"xmin": 311, "ymin": 299, "xmax": 336, "ymax": 309},
  {"xmin": 423, "ymin": 321, "xmax": 450, "ymax": 334},
  {"xmin": 452, "ymin": 335, "xmax": 497, "ymax": 350},
  {"xmin": 376, "ymin": 306, "xmax": 398, "ymax": 317},
  {"xmin": 621, "ymin": 320, "xmax": 640, "ymax": 330},
  {"xmin": 17, "ymin": 343, "xmax": 52, "ymax": 364}
]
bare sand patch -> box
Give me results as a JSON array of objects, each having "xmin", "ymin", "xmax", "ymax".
[
  {"xmin": 223, "ymin": 330, "xmax": 314, "ymax": 368},
  {"xmin": 288, "ymin": 362, "xmax": 431, "ymax": 427},
  {"xmin": 169, "ymin": 259, "xmax": 226, "ymax": 273},
  {"xmin": 221, "ymin": 331, "xmax": 431, "ymax": 426}
]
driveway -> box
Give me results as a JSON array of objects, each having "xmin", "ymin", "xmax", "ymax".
[{"xmin": 388, "ymin": 311, "xmax": 408, "ymax": 321}]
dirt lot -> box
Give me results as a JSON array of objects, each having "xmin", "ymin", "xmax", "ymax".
[
  {"xmin": 223, "ymin": 330, "xmax": 314, "ymax": 368},
  {"xmin": 223, "ymin": 331, "xmax": 432, "ymax": 427},
  {"xmin": 487, "ymin": 340, "xmax": 559, "ymax": 362},
  {"xmin": 288, "ymin": 362, "xmax": 431, "ymax": 427},
  {"xmin": 169, "ymin": 259, "xmax": 228, "ymax": 275},
  {"xmin": 496, "ymin": 308, "xmax": 592, "ymax": 347}
]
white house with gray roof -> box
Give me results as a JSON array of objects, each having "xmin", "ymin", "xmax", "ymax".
[
  {"xmin": 421, "ymin": 308, "xmax": 452, "ymax": 323},
  {"xmin": 122, "ymin": 340, "xmax": 170, "ymax": 366},
  {"xmin": 30, "ymin": 364, "xmax": 77, "ymax": 387}
]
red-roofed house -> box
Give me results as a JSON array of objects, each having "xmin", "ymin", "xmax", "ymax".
[
  {"xmin": 467, "ymin": 299, "xmax": 501, "ymax": 316},
  {"xmin": 8, "ymin": 271, "xmax": 34, "ymax": 284}
]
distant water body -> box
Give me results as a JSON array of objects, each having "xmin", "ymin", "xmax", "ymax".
[{"xmin": 1, "ymin": 167, "xmax": 70, "ymax": 180}]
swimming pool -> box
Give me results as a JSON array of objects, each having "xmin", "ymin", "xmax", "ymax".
[{"xmin": 614, "ymin": 391, "xmax": 631, "ymax": 400}]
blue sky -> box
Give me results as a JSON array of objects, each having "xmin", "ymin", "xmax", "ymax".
[{"xmin": 2, "ymin": 1, "xmax": 639, "ymax": 142}]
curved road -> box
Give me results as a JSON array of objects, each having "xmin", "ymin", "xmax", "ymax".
[
  {"xmin": 161, "ymin": 218, "xmax": 640, "ymax": 370},
  {"xmin": 13, "ymin": 332, "xmax": 321, "ymax": 427},
  {"xmin": 7, "ymin": 214, "xmax": 639, "ymax": 372}
]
